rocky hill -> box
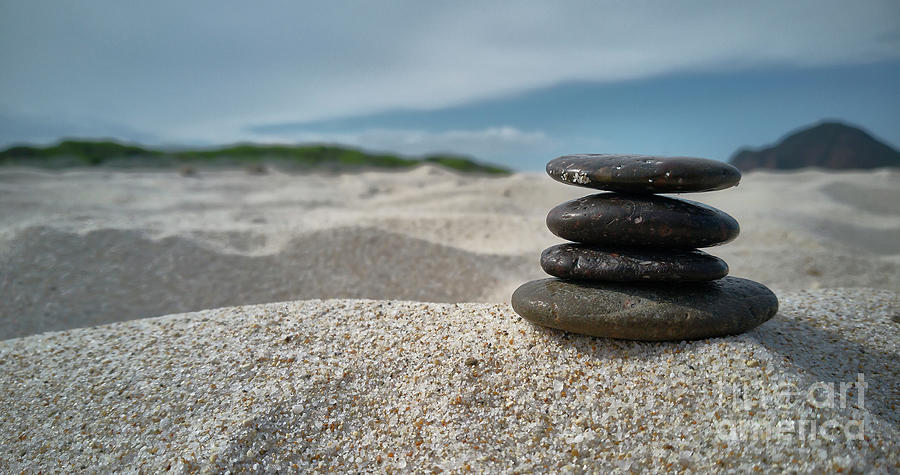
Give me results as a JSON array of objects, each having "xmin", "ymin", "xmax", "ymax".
[{"xmin": 730, "ymin": 121, "xmax": 900, "ymax": 171}]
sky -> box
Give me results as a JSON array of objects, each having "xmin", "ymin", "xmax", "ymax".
[{"xmin": 1, "ymin": 1, "xmax": 899, "ymax": 170}]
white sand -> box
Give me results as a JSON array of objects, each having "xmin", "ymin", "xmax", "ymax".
[
  {"xmin": 0, "ymin": 290, "xmax": 897, "ymax": 472},
  {"xmin": 1, "ymin": 165, "xmax": 899, "ymax": 471},
  {"xmin": 2, "ymin": 165, "xmax": 899, "ymax": 339}
]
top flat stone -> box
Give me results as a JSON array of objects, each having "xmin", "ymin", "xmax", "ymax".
[{"xmin": 547, "ymin": 154, "xmax": 741, "ymax": 193}]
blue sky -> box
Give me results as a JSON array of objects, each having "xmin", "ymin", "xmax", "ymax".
[
  {"xmin": 249, "ymin": 62, "xmax": 900, "ymax": 170},
  {"xmin": 2, "ymin": 1, "xmax": 899, "ymax": 170}
]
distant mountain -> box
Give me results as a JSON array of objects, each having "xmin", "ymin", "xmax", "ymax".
[
  {"xmin": 0, "ymin": 139, "xmax": 510, "ymax": 175},
  {"xmin": 730, "ymin": 121, "xmax": 900, "ymax": 171}
]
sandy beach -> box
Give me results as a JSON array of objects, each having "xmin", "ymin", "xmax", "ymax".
[
  {"xmin": 1, "ymin": 165, "xmax": 899, "ymax": 471},
  {"xmin": 1, "ymin": 291, "xmax": 897, "ymax": 472},
  {"xmin": 4, "ymin": 0, "xmax": 899, "ymax": 470},
  {"xmin": 2, "ymin": 165, "xmax": 899, "ymax": 339}
]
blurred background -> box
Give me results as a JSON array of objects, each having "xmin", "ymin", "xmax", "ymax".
[
  {"xmin": 1, "ymin": 1, "xmax": 899, "ymax": 339},
  {"xmin": 2, "ymin": 0, "xmax": 899, "ymax": 169}
]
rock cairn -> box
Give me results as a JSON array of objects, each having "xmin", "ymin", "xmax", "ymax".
[{"xmin": 511, "ymin": 154, "xmax": 778, "ymax": 341}]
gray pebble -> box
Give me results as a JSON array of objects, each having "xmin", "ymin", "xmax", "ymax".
[
  {"xmin": 540, "ymin": 243, "xmax": 728, "ymax": 282},
  {"xmin": 546, "ymin": 154, "xmax": 741, "ymax": 193}
]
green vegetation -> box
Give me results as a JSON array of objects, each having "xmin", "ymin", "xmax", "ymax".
[
  {"xmin": 424, "ymin": 155, "xmax": 510, "ymax": 175},
  {"xmin": 0, "ymin": 139, "xmax": 510, "ymax": 175},
  {"xmin": 1, "ymin": 140, "xmax": 159, "ymax": 165}
]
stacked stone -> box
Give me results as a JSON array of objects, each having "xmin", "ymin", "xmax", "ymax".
[{"xmin": 511, "ymin": 154, "xmax": 778, "ymax": 341}]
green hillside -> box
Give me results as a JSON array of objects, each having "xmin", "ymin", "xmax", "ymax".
[{"xmin": 0, "ymin": 139, "xmax": 510, "ymax": 174}]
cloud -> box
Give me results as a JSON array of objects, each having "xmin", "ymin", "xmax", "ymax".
[
  {"xmin": 254, "ymin": 126, "xmax": 550, "ymax": 161},
  {"xmin": 1, "ymin": 0, "xmax": 899, "ymax": 145},
  {"xmin": 0, "ymin": 112, "xmax": 159, "ymax": 146}
]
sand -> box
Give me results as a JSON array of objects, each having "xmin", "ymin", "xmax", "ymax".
[
  {"xmin": 2, "ymin": 165, "xmax": 899, "ymax": 339},
  {"xmin": 0, "ymin": 165, "xmax": 898, "ymax": 471},
  {"xmin": 1, "ymin": 290, "xmax": 897, "ymax": 472}
]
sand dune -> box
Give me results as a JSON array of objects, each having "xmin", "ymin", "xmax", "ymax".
[{"xmin": 2, "ymin": 165, "xmax": 900, "ymax": 339}]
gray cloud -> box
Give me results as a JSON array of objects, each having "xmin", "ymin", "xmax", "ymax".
[
  {"xmin": 0, "ymin": 111, "xmax": 159, "ymax": 146},
  {"xmin": 2, "ymin": 0, "xmax": 899, "ymax": 145}
]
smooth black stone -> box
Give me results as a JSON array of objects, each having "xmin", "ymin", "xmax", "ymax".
[
  {"xmin": 540, "ymin": 244, "xmax": 728, "ymax": 282},
  {"xmin": 546, "ymin": 193, "xmax": 739, "ymax": 248},
  {"xmin": 511, "ymin": 277, "xmax": 778, "ymax": 341},
  {"xmin": 547, "ymin": 154, "xmax": 741, "ymax": 193}
]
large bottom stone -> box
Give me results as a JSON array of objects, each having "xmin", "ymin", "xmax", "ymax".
[{"xmin": 511, "ymin": 276, "xmax": 778, "ymax": 341}]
